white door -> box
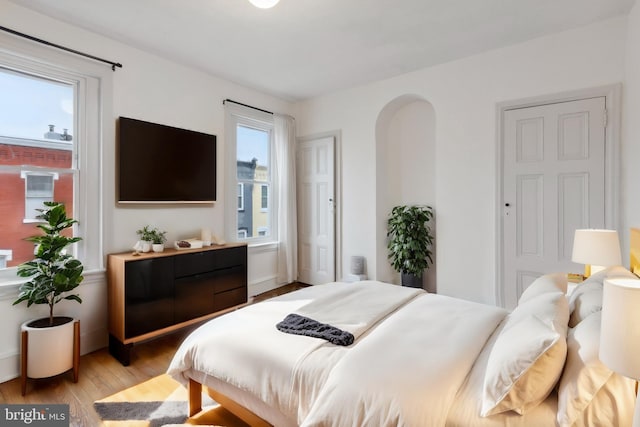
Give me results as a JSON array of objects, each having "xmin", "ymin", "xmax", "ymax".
[
  {"xmin": 297, "ymin": 137, "xmax": 335, "ymax": 285},
  {"xmin": 502, "ymin": 97, "xmax": 606, "ymax": 308}
]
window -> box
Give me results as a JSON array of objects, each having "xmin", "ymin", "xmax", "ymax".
[
  {"xmin": 0, "ymin": 68, "xmax": 75, "ymax": 267},
  {"xmin": 225, "ymin": 104, "xmax": 275, "ymax": 243},
  {"xmin": 237, "ymin": 183, "xmax": 244, "ymax": 211},
  {"xmin": 0, "ymin": 250, "xmax": 11, "ymax": 269},
  {"xmin": 22, "ymin": 172, "xmax": 58, "ymax": 221},
  {"xmin": 0, "ymin": 31, "xmax": 110, "ymax": 283},
  {"xmin": 261, "ymin": 184, "xmax": 269, "ymax": 211}
]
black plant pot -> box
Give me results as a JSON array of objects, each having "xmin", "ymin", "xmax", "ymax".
[{"xmin": 401, "ymin": 272, "xmax": 423, "ymax": 288}]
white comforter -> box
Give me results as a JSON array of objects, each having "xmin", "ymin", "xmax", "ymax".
[
  {"xmin": 302, "ymin": 293, "xmax": 507, "ymax": 426},
  {"xmin": 167, "ymin": 281, "xmax": 507, "ymax": 426}
]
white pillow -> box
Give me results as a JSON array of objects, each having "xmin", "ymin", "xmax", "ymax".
[
  {"xmin": 581, "ymin": 265, "xmax": 636, "ymax": 286},
  {"xmin": 558, "ymin": 311, "xmax": 636, "ymax": 427},
  {"xmin": 557, "ymin": 312, "xmax": 611, "ymax": 426},
  {"xmin": 568, "ymin": 266, "xmax": 637, "ymax": 327},
  {"xmin": 518, "ymin": 273, "xmax": 568, "ymax": 305},
  {"xmin": 569, "ymin": 373, "xmax": 636, "ymax": 427},
  {"xmin": 481, "ymin": 292, "xmax": 569, "ymax": 416},
  {"xmin": 568, "ymin": 282, "xmax": 603, "ymax": 328}
]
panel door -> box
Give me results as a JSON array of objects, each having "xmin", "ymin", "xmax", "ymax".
[
  {"xmin": 502, "ymin": 97, "xmax": 606, "ymax": 308},
  {"xmin": 297, "ymin": 137, "xmax": 335, "ymax": 285}
]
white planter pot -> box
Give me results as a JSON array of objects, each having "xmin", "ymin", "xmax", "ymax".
[
  {"xmin": 152, "ymin": 243, "xmax": 164, "ymax": 252},
  {"xmin": 21, "ymin": 317, "xmax": 77, "ymax": 379},
  {"xmin": 140, "ymin": 241, "xmax": 152, "ymax": 253}
]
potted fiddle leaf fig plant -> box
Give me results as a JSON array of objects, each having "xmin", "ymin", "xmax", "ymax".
[
  {"xmin": 13, "ymin": 201, "xmax": 83, "ymax": 393},
  {"xmin": 387, "ymin": 205, "xmax": 434, "ymax": 288}
]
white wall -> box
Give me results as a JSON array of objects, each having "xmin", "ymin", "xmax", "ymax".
[
  {"xmin": 375, "ymin": 98, "xmax": 436, "ymax": 290},
  {"xmin": 295, "ymin": 16, "xmax": 628, "ymax": 305},
  {"xmin": 387, "ymin": 102, "xmax": 436, "ymax": 206},
  {"xmin": 0, "ymin": 0, "xmax": 292, "ymax": 381},
  {"xmin": 622, "ymin": 2, "xmax": 640, "ymax": 258}
]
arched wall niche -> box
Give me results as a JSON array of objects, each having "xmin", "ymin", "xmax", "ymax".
[{"xmin": 375, "ymin": 94, "xmax": 437, "ymax": 292}]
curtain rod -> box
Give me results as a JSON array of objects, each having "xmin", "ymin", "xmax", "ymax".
[
  {"xmin": 223, "ymin": 99, "xmax": 273, "ymax": 115},
  {"xmin": 0, "ymin": 25, "xmax": 123, "ymax": 71}
]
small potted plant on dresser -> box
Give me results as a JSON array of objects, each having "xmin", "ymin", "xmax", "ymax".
[
  {"xmin": 149, "ymin": 227, "xmax": 167, "ymax": 252},
  {"xmin": 387, "ymin": 205, "xmax": 435, "ymax": 288},
  {"xmin": 136, "ymin": 225, "xmax": 154, "ymax": 253},
  {"xmin": 13, "ymin": 201, "xmax": 83, "ymax": 395}
]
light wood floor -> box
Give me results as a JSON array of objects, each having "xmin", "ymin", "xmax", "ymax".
[{"xmin": 0, "ymin": 282, "xmax": 308, "ymax": 427}]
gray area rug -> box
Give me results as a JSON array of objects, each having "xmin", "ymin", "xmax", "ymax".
[{"xmin": 93, "ymin": 400, "xmax": 188, "ymax": 427}]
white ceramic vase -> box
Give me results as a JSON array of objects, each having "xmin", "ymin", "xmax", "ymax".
[{"xmin": 152, "ymin": 243, "xmax": 164, "ymax": 252}]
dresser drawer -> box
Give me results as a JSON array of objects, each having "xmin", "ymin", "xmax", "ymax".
[
  {"xmin": 174, "ymin": 272, "xmax": 217, "ymax": 323},
  {"xmin": 212, "ymin": 246, "xmax": 247, "ymax": 270},
  {"xmin": 213, "ymin": 265, "xmax": 246, "ymax": 293},
  {"xmin": 174, "ymin": 251, "xmax": 215, "ymax": 278},
  {"xmin": 213, "ymin": 287, "xmax": 247, "ymax": 311}
]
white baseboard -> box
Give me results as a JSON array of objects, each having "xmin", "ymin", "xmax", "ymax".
[
  {"xmin": 0, "ymin": 348, "xmax": 19, "ymax": 384},
  {"xmin": 81, "ymin": 326, "xmax": 109, "ymax": 355},
  {"xmin": 248, "ymin": 276, "xmax": 280, "ymax": 297}
]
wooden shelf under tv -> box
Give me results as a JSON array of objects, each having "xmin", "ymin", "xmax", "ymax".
[{"xmin": 106, "ymin": 243, "xmax": 248, "ymax": 365}]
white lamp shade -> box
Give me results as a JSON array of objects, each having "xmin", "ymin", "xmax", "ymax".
[
  {"xmin": 572, "ymin": 229, "xmax": 622, "ymax": 267},
  {"xmin": 249, "ymin": 0, "xmax": 280, "ymax": 8},
  {"xmin": 600, "ymin": 278, "xmax": 640, "ymax": 380}
]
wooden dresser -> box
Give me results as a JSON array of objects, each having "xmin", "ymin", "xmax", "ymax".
[{"xmin": 107, "ymin": 243, "xmax": 248, "ymax": 365}]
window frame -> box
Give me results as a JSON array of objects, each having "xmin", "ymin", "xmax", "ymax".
[
  {"xmin": 0, "ymin": 31, "xmax": 109, "ymax": 285},
  {"xmin": 224, "ymin": 104, "xmax": 277, "ymax": 245}
]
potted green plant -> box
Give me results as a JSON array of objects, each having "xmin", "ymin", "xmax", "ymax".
[
  {"xmin": 136, "ymin": 225, "xmax": 154, "ymax": 252},
  {"xmin": 149, "ymin": 227, "xmax": 167, "ymax": 252},
  {"xmin": 13, "ymin": 201, "xmax": 83, "ymax": 393},
  {"xmin": 386, "ymin": 205, "xmax": 434, "ymax": 288}
]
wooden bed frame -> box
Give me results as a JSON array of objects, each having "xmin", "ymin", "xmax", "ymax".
[
  {"xmin": 188, "ymin": 378, "xmax": 273, "ymax": 426},
  {"xmin": 185, "ymin": 228, "xmax": 640, "ymax": 426}
]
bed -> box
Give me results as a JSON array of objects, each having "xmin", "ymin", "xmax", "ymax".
[{"xmin": 168, "ymin": 231, "xmax": 640, "ymax": 427}]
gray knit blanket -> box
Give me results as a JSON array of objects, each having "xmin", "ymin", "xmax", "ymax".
[{"xmin": 276, "ymin": 313, "xmax": 355, "ymax": 346}]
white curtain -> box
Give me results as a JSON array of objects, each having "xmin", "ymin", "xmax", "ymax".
[{"xmin": 274, "ymin": 114, "xmax": 298, "ymax": 284}]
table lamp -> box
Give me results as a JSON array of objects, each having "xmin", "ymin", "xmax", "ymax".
[
  {"xmin": 571, "ymin": 229, "xmax": 622, "ymax": 277},
  {"xmin": 600, "ymin": 278, "xmax": 640, "ymax": 427}
]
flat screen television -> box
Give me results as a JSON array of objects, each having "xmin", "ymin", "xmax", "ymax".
[{"xmin": 117, "ymin": 117, "xmax": 216, "ymax": 203}]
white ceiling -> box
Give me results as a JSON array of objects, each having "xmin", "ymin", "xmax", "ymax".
[{"xmin": 7, "ymin": 0, "xmax": 635, "ymax": 101}]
